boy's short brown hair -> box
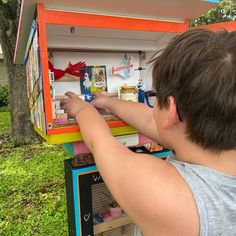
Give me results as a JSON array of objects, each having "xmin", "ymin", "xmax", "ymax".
[{"xmin": 152, "ymin": 28, "xmax": 236, "ymax": 151}]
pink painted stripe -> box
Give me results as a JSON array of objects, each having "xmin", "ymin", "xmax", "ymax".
[
  {"xmin": 73, "ymin": 134, "xmax": 151, "ymax": 155},
  {"xmin": 138, "ymin": 134, "xmax": 151, "ymax": 146},
  {"xmin": 73, "ymin": 141, "xmax": 89, "ymax": 154}
]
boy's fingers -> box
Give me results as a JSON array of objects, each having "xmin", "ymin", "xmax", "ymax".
[
  {"xmin": 92, "ymin": 92, "xmax": 102, "ymax": 98},
  {"xmin": 65, "ymin": 91, "xmax": 78, "ymax": 98},
  {"xmin": 60, "ymin": 98, "xmax": 69, "ymax": 107},
  {"xmin": 91, "ymin": 99, "xmax": 99, "ymax": 106}
]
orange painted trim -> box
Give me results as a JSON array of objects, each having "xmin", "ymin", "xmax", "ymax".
[
  {"xmin": 47, "ymin": 120, "xmax": 127, "ymax": 135},
  {"xmin": 193, "ymin": 20, "xmax": 236, "ymax": 32},
  {"xmin": 37, "ymin": 3, "xmax": 53, "ymax": 132},
  {"xmin": 44, "ymin": 9, "xmax": 189, "ymax": 33},
  {"xmin": 78, "ymin": 170, "xmax": 97, "ymax": 176},
  {"xmin": 48, "ymin": 126, "xmax": 80, "ymax": 135}
]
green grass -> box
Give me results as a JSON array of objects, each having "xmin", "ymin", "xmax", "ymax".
[
  {"xmin": 0, "ymin": 110, "xmax": 10, "ymax": 134},
  {"xmin": 0, "ymin": 111, "xmax": 73, "ymax": 235},
  {"xmin": 0, "ymin": 106, "xmax": 9, "ymax": 112}
]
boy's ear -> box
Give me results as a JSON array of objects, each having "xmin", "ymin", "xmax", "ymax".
[{"xmin": 164, "ymin": 96, "xmax": 179, "ymax": 129}]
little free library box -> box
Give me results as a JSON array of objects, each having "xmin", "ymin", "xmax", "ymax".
[
  {"xmin": 14, "ymin": 0, "xmax": 225, "ymax": 145},
  {"xmin": 14, "ymin": 0, "xmax": 235, "ymax": 235}
]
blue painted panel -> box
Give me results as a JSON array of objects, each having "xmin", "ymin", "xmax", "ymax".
[
  {"xmin": 202, "ymin": 0, "xmax": 219, "ymax": 3},
  {"xmin": 72, "ymin": 165, "xmax": 97, "ymax": 236},
  {"xmin": 72, "ymin": 171, "xmax": 80, "ymax": 236},
  {"xmin": 24, "ymin": 20, "xmax": 36, "ymax": 65},
  {"xmin": 152, "ymin": 151, "xmax": 172, "ymax": 158},
  {"xmin": 74, "ymin": 165, "xmax": 97, "ymax": 175}
]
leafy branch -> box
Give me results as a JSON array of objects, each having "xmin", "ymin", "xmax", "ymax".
[{"xmin": 190, "ymin": 0, "xmax": 236, "ymax": 26}]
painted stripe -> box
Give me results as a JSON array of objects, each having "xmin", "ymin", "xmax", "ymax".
[
  {"xmin": 23, "ymin": 20, "xmax": 36, "ymax": 64},
  {"xmin": 202, "ymin": 0, "xmax": 219, "ymax": 3},
  {"xmin": 35, "ymin": 125, "xmax": 137, "ymax": 144},
  {"xmin": 193, "ymin": 20, "xmax": 236, "ymax": 32},
  {"xmin": 152, "ymin": 151, "xmax": 172, "ymax": 158},
  {"xmin": 72, "ymin": 170, "xmax": 80, "ymax": 236},
  {"xmin": 72, "ymin": 166, "xmax": 97, "ymax": 235},
  {"xmin": 44, "ymin": 9, "xmax": 189, "ymax": 33}
]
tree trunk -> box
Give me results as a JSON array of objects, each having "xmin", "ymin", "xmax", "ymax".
[
  {"xmin": 8, "ymin": 64, "xmax": 37, "ymax": 144},
  {"xmin": 0, "ymin": 0, "xmax": 37, "ymax": 145}
]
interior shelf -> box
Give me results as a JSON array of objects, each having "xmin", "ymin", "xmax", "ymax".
[{"xmin": 94, "ymin": 215, "xmax": 133, "ymax": 234}]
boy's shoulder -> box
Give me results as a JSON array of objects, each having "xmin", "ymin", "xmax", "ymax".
[
  {"xmin": 168, "ymin": 155, "xmax": 236, "ymax": 234},
  {"xmin": 124, "ymin": 154, "xmax": 200, "ymax": 235}
]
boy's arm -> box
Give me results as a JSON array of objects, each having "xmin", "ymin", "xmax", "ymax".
[
  {"xmin": 92, "ymin": 94, "xmax": 168, "ymax": 147},
  {"xmin": 77, "ymin": 107, "xmax": 199, "ymax": 235},
  {"xmin": 61, "ymin": 93, "xmax": 199, "ymax": 235}
]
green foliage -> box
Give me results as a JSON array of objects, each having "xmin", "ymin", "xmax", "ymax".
[
  {"xmin": 0, "ymin": 110, "xmax": 10, "ymax": 134},
  {"xmin": 190, "ymin": 0, "xmax": 236, "ymax": 26},
  {"xmin": 0, "ymin": 142, "xmax": 72, "ymax": 235},
  {"xmin": 0, "ymin": 111, "xmax": 73, "ymax": 235},
  {"xmin": 0, "ymin": 106, "xmax": 9, "ymax": 112},
  {"xmin": 0, "ymin": 84, "xmax": 9, "ymax": 107}
]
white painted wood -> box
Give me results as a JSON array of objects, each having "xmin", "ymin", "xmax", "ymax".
[
  {"xmin": 51, "ymin": 50, "xmax": 160, "ymax": 95},
  {"xmin": 51, "ymin": 51, "xmax": 143, "ymax": 94},
  {"xmin": 116, "ymin": 134, "xmax": 139, "ymax": 147},
  {"xmin": 15, "ymin": 0, "xmax": 218, "ymax": 63},
  {"xmin": 46, "ymin": 25, "xmax": 175, "ymax": 51}
]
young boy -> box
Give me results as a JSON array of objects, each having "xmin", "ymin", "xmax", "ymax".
[{"xmin": 61, "ymin": 29, "xmax": 236, "ymax": 235}]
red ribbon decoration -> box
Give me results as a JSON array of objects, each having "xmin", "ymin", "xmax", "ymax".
[{"xmin": 49, "ymin": 61, "xmax": 86, "ymax": 80}]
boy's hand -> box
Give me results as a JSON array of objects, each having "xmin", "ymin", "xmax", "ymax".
[
  {"xmin": 91, "ymin": 92, "xmax": 112, "ymax": 113},
  {"xmin": 60, "ymin": 92, "xmax": 91, "ymax": 118}
]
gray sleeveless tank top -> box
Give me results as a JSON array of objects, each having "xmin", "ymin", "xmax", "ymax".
[{"xmin": 166, "ymin": 153, "xmax": 236, "ymax": 236}]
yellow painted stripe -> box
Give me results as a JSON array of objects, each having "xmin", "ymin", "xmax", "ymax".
[{"xmin": 34, "ymin": 126, "xmax": 137, "ymax": 144}]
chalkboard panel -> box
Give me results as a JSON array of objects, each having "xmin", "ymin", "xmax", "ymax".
[{"xmin": 79, "ymin": 171, "xmax": 103, "ymax": 235}]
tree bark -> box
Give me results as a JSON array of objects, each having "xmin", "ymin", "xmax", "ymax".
[{"xmin": 0, "ymin": 0, "xmax": 37, "ymax": 145}]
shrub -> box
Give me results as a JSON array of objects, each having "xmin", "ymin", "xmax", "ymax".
[{"xmin": 0, "ymin": 84, "xmax": 9, "ymax": 107}]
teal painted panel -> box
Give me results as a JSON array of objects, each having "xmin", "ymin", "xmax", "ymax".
[
  {"xmin": 63, "ymin": 142, "xmax": 75, "ymax": 155},
  {"xmin": 152, "ymin": 151, "xmax": 172, "ymax": 158},
  {"xmin": 202, "ymin": 0, "xmax": 219, "ymax": 3}
]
